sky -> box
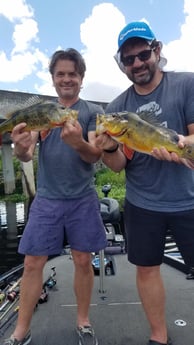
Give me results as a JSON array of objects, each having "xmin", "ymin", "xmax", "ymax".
[{"xmin": 0, "ymin": 0, "xmax": 193, "ymax": 103}]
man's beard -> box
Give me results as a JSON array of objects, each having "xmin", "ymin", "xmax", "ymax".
[{"xmin": 127, "ymin": 63, "xmax": 156, "ymax": 85}]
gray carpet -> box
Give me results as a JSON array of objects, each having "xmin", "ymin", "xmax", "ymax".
[{"xmin": 1, "ymin": 254, "xmax": 193, "ymax": 345}]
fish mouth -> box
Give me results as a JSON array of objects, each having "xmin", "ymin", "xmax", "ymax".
[{"xmin": 106, "ymin": 128, "xmax": 127, "ymax": 137}]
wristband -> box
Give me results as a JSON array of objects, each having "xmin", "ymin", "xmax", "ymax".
[{"xmin": 104, "ymin": 143, "xmax": 119, "ymax": 153}]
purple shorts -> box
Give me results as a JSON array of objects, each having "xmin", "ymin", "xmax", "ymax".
[{"xmin": 19, "ymin": 192, "xmax": 107, "ymax": 256}]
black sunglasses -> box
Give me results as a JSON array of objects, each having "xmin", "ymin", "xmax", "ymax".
[{"xmin": 121, "ymin": 49, "xmax": 155, "ymax": 67}]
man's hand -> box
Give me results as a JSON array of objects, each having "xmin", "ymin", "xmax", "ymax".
[
  {"xmin": 60, "ymin": 120, "xmax": 84, "ymax": 149},
  {"xmin": 11, "ymin": 123, "xmax": 37, "ymax": 161},
  {"xmin": 151, "ymin": 147, "xmax": 182, "ymax": 162},
  {"xmin": 95, "ymin": 133, "xmax": 118, "ymax": 151},
  {"xmin": 151, "ymin": 134, "xmax": 194, "ymax": 169}
]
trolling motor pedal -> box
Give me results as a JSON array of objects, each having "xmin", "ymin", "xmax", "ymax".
[
  {"xmin": 101, "ymin": 184, "xmax": 111, "ymax": 197},
  {"xmin": 100, "ymin": 197, "xmax": 120, "ymax": 224},
  {"xmin": 100, "ymin": 184, "xmax": 125, "ymax": 252}
]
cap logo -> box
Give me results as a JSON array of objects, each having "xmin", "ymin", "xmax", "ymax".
[{"xmin": 120, "ymin": 27, "xmax": 147, "ymax": 41}]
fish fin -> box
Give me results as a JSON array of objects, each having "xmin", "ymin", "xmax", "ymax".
[
  {"xmin": 40, "ymin": 129, "xmax": 51, "ymax": 141},
  {"xmin": 137, "ymin": 110, "xmax": 161, "ymax": 126},
  {"xmin": 123, "ymin": 144, "xmax": 134, "ymax": 160},
  {"xmin": 137, "ymin": 111, "xmax": 180, "ymax": 141},
  {"xmin": 0, "ymin": 95, "xmax": 46, "ymax": 119}
]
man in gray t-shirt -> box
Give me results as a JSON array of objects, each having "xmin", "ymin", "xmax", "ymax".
[
  {"xmin": 96, "ymin": 21, "xmax": 194, "ymax": 345},
  {"xmin": 3, "ymin": 49, "xmax": 107, "ymax": 345}
]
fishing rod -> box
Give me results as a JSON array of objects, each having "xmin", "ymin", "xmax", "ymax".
[
  {"xmin": 0, "ymin": 287, "xmax": 20, "ymax": 314},
  {"xmin": 0, "ymin": 266, "xmax": 56, "ymax": 312},
  {"xmin": 0, "ymin": 266, "xmax": 57, "ymax": 335},
  {"xmin": 0, "ymin": 296, "xmax": 19, "ymax": 324},
  {"xmin": 0, "ymin": 305, "xmax": 19, "ymax": 337},
  {"xmin": 0, "ymin": 277, "xmax": 22, "ymax": 321},
  {"xmin": 0, "ymin": 278, "xmax": 22, "ymax": 314},
  {"xmin": 0, "ymin": 267, "xmax": 23, "ymax": 307},
  {"xmin": 0, "ymin": 264, "xmax": 24, "ymax": 291}
]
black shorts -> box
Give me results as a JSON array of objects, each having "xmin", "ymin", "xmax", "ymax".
[{"xmin": 124, "ymin": 199, "xmax": 194, "ymax": 266}]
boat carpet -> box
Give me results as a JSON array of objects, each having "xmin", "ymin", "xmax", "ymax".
[{"xmin": 0, "ymin": 254, "xmax": 193, "ymax": 345}]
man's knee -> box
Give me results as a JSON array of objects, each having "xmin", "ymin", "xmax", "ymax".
[
  {"xmin": 137, "ymin": 265, "xmax": 161, "ymax": 279},
  {"xmin": 24, "ymin": 255, "xmax": 48, "ymax": 273},
  {"xmin": 72, "ymin": 251, "xmax": 92, "ymax": 268}
]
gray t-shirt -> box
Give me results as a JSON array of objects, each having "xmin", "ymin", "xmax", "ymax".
[
  {"xmin": 36, "ymin": 98, "xmax": 104, "ymax": 199},
  {"xmin": 106, "ymin": 72, "xmax": 194, "ymax": 212}
]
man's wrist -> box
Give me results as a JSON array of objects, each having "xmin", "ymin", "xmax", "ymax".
[
  {"xmin": 14, "ymin": 147, "xmax": 31, "ymax": 162},
  {"xmin": 103, "ymin": 143, "xmax": 119, "ymax": 153}
]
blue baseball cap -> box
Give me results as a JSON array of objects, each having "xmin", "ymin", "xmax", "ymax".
[{"xmin": 118, "ymin": 21, "xmax": 156, "ymax": 51}]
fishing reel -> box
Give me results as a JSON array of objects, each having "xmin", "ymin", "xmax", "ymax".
[
  {"xmin": 7, "ymin": 286, "xmax": 20, "ymax": 302},
  {"xmin": 43, "ymin": 267, "xmax": 57, "ymax": 289},
  {"xmin": 38, "ymin": 287, "xmax": 48, "ymax": 304},
  {"xmin": 39, "ymin": 267, "xmax": 57, "ymax": 304},
  {"xmin": 45, "ymin": 278, "xmax": 56, "ymax": 289},
  {"xmin": 0, "ymin": 291, "xmax": 6, "ymax": 303}
]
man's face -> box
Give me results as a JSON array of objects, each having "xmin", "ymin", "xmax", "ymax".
[
  {"xmin": 121, "ymin": 42, "xmax": 160, "ymax": 85},
  {"xmin": 52, "ymin": 59, "xmax": 83, "ymax": 101}
]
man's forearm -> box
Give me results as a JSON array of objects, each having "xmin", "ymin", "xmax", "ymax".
[
  {"xmin": 102, "ymin": 149, "xmax": 126, "ymax": 172},
  {"xmin": 76, "ymin": 140, "xmax": 102, "ymax": 163}
]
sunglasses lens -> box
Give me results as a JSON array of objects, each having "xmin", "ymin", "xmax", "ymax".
[
  {"xmin": 122, "ymin": 49, "xmax": 153, "ymax": 66},
  {"xmin": 139, "ymin": 50, "xmax": 152, "ymax": 61},
  {"xmin": 122, "ymin": 56, "xmax": 134, "ymax": 66}
]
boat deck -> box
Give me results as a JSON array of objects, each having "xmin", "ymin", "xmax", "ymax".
[{"xmin": 0, "ymin": 253, "xmax": 194, "ymax": 345}]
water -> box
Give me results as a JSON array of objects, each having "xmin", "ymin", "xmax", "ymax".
[{"xmin": 0, "ymin": 200, "xmax": 29, "ymax": 275}]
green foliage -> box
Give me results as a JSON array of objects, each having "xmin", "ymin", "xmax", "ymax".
[
  {"xmin": 1, "ymin": 149, "xmax": 126, "ymax": 208},
  {"xmin": 13, "ymin": 156, "xmax": 22, "ymax": 179},
  {"xmin": 95, "ymin": 167, "xmax": 126, "ymax": 210},
  {"xmin": 1, "ymin": 193, "xmax": 28, "ymax": 202}
]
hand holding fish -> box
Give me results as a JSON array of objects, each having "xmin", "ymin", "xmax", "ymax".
[
  {"xmin": 60, "ymin": 119, "xmax": 102, "ymax": 164},
  {"xmin": 95, "ymin": 133, "xmax": 118, "ymax": 151},
  {"xmin": 96, "ymin": 111, "xmax": 194, "ymax": 164},
  {"xmin": 60, "ymin": 120, "xmax": 84, "ymax": 149},
  {"xmin": 95, "ymin": 133, "xmax": 127, "ymax": 172},
  {"xmin": 11, "ymin": 123, "xmax": 38, "ymax": 162},
  {"xmin": 151, "ymin": 134, "xmax": 194, "ymax": 169},
  {"xmin": 0, "ymin": 97, "xmax": 78, "ymax": 138}
]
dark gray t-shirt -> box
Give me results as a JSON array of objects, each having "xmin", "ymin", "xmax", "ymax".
[
  {"xmin": 36, "ymin": 98, "xmax": 104, "ymax": 199},
  {"xmin": 106, "ymin": 72, "xmax": 194, "ymax": 211}
]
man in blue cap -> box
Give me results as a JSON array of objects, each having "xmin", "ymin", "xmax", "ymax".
[
  {"xmin": 114, "ymin": 20, "xmax": 167, "ymax": 74},
  {"xmin": 96, "ymin": 20, "xmax": 194, "ymax": 345}
]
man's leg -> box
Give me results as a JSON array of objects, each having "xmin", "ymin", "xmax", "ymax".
[
  {"xmin": 12, "ymin": 255, "xmax": 48, "ymax": 340},
  {"xmin": 136, "ymin": 265, "xmax": 168, "ymax": 344},
  {"xmin": 71, "ymin": 250, "xmax": 94, "ymax": 326}
]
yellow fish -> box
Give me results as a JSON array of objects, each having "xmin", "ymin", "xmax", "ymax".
[
  {"xmin": 96, "ymin": 111, "xmax": 194, "ymax": 160},
  {"xmin": 0, "ymin": 95, "xmax": 78, "ymax": 141}
]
